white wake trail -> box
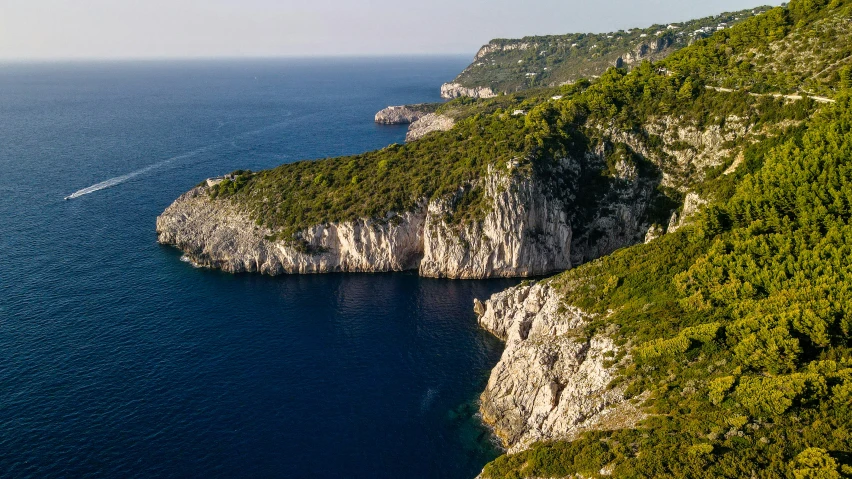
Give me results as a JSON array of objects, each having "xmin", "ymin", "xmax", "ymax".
[
  {"xmin": 64, "ymin": 145, "xmax": 217, "ymax": 200},
  {"xmin": 64, "ymin": 118, "xmax": 294, "ymax": 200}
]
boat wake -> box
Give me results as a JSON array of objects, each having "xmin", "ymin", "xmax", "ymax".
[
  {"xmin": 64, "ymin": 118, "xmax": 293, "ymax": 200},
  {"xmin": 64, "ymin": 148, "xmax": 209, "ymax": 200}
]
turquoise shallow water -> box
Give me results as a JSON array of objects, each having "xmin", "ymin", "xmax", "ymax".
[{"xmin": 0, "ymin": 58, "xmax": 518, "ymax": 478}]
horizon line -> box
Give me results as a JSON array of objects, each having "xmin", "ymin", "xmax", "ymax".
[{"xmin": 0, "ymin": 52, "xmax": 476, "ymax": 64}]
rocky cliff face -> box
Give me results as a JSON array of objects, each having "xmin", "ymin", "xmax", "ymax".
[
  {"xmin": 420, "ymin": 167, "xmax": 572, "ymax": 279},
  {"xmin": 474, "ymin": 41, "xmax": 537, "ymax": 61},
  {"xmin": 475, "ymin": 281, "xmax": 645, "ymax": 453},
  {"xmin": 440, "ymin": 82, "xmax": 497, "ymax": 100},
  {"xmin": 568, "ymin": 144, "xmax": 657, "ymax": 266},
  {"xmin": 156, "ymin": 187, "xmax": 425, "ymax": 274},
  {"xmin": 374, "ymin": 105, "xmax": 431, "ymax": 125},
  {"xmin": 404, "ymin": 113, "xmax": 455, "ymax": 142},
  {"xmin": 620, "ymin": 36, "xmax": 675, "ymax": 66},
  {"xmin": 599, "ymin": 114, "xmax": 750, "ymax": 191},
  {"xmin": 667, "ymin": 192, "xmax": 707, "ymax": 233},
  {"xmin": 157, "ymin": 167, "xmax": 572, "ymax": 279}
]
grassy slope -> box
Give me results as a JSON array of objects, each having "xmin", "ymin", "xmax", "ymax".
[
  {"xmin": 451, "ymin": 7, "xmax": 773, "ymax": 94},
  {"xmin": 481, "ymin": 1, "xmax": 852, "ymax": 477}
]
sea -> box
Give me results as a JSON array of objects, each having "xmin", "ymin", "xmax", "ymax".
[{"xmin": 0, "ymin": 57, "xmax": 521, "ymax": 478}]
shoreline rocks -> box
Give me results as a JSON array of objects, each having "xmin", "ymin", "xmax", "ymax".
[
  {"xmin": 374, "ymin": 104, "xmax": 433, "ymax": 125},
  {"xmin": 156, "ymin": 187, "xmax": 425, "ymax": 275},
  {"xmin": 475, "ymin": 281, "xmax": 645, "ymax": 454}
]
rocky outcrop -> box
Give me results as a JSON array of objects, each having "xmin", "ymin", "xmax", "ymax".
[
  {"xmin": 474, "ymin": 41, "xmax": 537, "ymax": 61},
  {"xmin": 622, "ymin": 36, "xmax": 675, "ymax": 65},
  {"xmin": 157, "ymin": 168, "xmax": 573, "ymax": 279},
  {"xmin": 374, "ymin": 104, "xmax": 431, "ymax": 125},
  {"xmin": 405, "ymin": 113, "xmax": 455, "ymax": 142},
  {"xmin": 440, "ymin": 82, "xmax": 497, "ymax": 100},
  {"xmin": 156, "ymin": 188, "xmax": 425, "ymax": 275},
  {"xmin": 644, "ymin": 115, "xmax": 749, "ymax": 185},
  {"xmin": 420, "ymin": 166, "xmax": 572, "ymax": 279},
  {"xmin": 475, "ymin": 282, "xmax": 645, "ymax": 453},
  {"xmin": 568, "ymin": 144, "xmax": 657, "ymax": 266},
  {"xmin": 598, "ymin": 114, "xmax": 751, "ymax": 189},
  {"xmin": 667, "ymin": 192, "xmax": 707, "ymax": 233}
]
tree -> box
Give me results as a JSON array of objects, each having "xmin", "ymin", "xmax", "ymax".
[
  {"xmin": 839, "ymin": 66, "xmax": 852, "ymax": 90},
  {"xmin": 791, "ymin": 448, "xmax": 841, "ymax": 479}
]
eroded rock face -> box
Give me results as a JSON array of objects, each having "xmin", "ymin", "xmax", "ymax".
[
  {"xmin": 568, "ymin": 145, "xmax": 656, "ymax": 267},
  {"xmin": 622, "ymin": 36, "xmax": 675, "ymax": 65},
  {"xmin": 374, "ymin": 105, "xmax": 428, "ymax": 125},
  {"xmin": 419, "ymin": 168, "xmax": 572, "ymax": 279},
  {"xmin": 667, "ymin": 192, "xmax": 707, "ymax": 233},
  {"xmin": 599, "ymin": 115, "xmax": 750, "ymax": 190},
  {"xmin": 156, "ymin": 188, "xmax": 425, "ymax": 274},
  {"xmin": 157, "ymin": 168, "xmax": 573, "ymax": 279},
  {"xmin": 476, "ymin": 282, "xmax": 644, "ymax": 453},
  {"xmin": 475, "ymin": 41, "xmax": 537, "ymax": 61},
  {"xmin": 405, "ymin": 113, "xmax": 455, "ymax": 142},
  {"xmin": 440, "ymin": 82, "xmax": 497, "ymax": 100}
]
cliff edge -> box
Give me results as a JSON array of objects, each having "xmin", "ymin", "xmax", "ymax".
[{"xmin": 157, "ymin": 167, "xmax": 573, "ymax": 279}]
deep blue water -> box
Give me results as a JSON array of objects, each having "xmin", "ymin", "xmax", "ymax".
[{"xmin": 0, "ymin": 58, "xmax": 519, "ymax": 478}]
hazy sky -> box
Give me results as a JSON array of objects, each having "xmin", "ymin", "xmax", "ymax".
[{"xmin": 0, "ymin": 0, "xmax": 782, "ymax": 60}]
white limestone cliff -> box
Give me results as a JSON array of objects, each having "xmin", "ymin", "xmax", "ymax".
[
  {"xmin": 156, "ymin": 187, "xmax": 425, "ymax": 275},
  {"xmin": 440, "ymin": 82, "xmax": 497, "ymax": 100},
  {"xmin": 374, "ymin": 105, "xmax": 430, "ymax": 125},
  {"xmin": 474, "ymin": 282, "xmax": 645, "ymax": 454},
  {"xmin": 157, "ymin": 168, "xmax": 572, "ymax": 279},
  {"xmin": 419, "ymin": 168, "xmax": 572, "ymax": 279},
  {"xmin": 405, "ymin": 113, "xmax": 456, "ymax": 142}
]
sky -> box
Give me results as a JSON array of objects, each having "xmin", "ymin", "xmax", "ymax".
[{"xmin": 0, "ymin": 0, "xmax": 783, "ymax": 60}]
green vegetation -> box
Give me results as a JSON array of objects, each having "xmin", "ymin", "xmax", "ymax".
[
  {"xmin": 479, "ymin": 0, "xmax": 852, "ymax": 474},
  {"xmin": 662, "ymin": 0, "xmax": 852, "ymax": 96},
  {"xmin": 206, "ymin": 0, "xmax": 852, "ymax": 244},
  {"xmin": 210, "ymin": 48, "xmax": 819, "ymax": 241},
  {"xmin": 450, "ymin": 7, "xmax": 772, "ymax": 94},
  {"xmin": 484, "ymin": 96, "xmax": 852, "ymax": 477}
]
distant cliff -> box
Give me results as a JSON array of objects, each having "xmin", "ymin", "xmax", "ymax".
[
  {"xmin": 440, "ymin": 6, "xmax": 772, "ymax": 98},
  {"xmin": 374, "ymin": 103, "xmax": 439, "ymax": 125}
]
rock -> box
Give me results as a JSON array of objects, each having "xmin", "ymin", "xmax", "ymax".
[
  {"xmin": 419, "ymin": 167, "xmax": 572, "ymax": 279},
  {"xmin": 156, "ymin": 188, "xmax": 425, "ymax": 275},
  {"xmin": 622, "ymin": 36, "xmax": 675, "ymax": 65},
  {"xmin": 643, "ymin": 115, "xmax": 749, "ymax": 187},
  {"xmin": 405, "ymin": 113, "xmax": 455, "ymax": 142},
  {"xmin": 474, "ymin": 41, "xmax": 537, "ymax": 61},
  {"xmin": 723, "ymin": 150, "xmax": 745, "ymax": 175},
  {"xmin": 475, "ymin": 281, "xmax": 645, "ymax": 453},
  {"xmin": 667, "ymin": 192, "xmax": 707, "ymax": 233},
  {"xmin": 644, "ymin": 224, "xmax": 665, "ymax": 243},
  {"xmin": 440, "ymin": 82, "xmax": 497, "ymax": 100},
  {"xmin": 568, "ymin": 145, "xmax": 656, "ymax": 267},
  {"xmin": 157, "ymin": 167, "xmax": 573, "ymax": 279},
  {"xmin": 374, "ymin": 105, "xmax": 429, "ymax": 125}
]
